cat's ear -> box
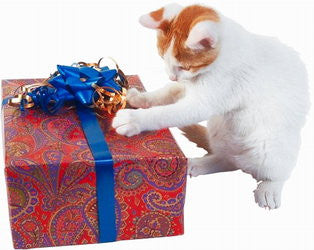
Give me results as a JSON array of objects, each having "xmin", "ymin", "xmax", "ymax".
[
  {"xmin": 186, "ymin": 21, "xmax": 218, "ymax": 50},
  {"xmin": 139, "ymin": 3, "xmax": 182, "ymax": 30}
]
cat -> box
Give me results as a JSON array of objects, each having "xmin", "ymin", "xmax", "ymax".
[{"xmin": 112, "ymin": 3, "xmax": 310, "ymax": 209}]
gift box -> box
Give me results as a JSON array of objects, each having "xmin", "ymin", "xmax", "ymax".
[{"xmin": 2, "ymin": 75, "xmax": 187, "ymax": 249}]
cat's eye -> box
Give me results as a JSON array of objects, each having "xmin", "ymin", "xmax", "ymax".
[{"xmin": 178, "ymin": 66, "xmax": 190, "ymax": 71}]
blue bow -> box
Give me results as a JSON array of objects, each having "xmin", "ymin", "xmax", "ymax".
[{"xmin": 27, "ymin": 65, "xmax": 123, "ymax": 114}]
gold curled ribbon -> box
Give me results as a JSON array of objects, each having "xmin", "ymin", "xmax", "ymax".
[
  {"xmin": 87, "ymin": 57, "xmax": 128, "ymax": 114},
  {"xmin": 92, "ymin": 85, "xmax": 127, "ymax": 115},
  {"xmin": 8, "ymin": 81, "xmax": 51, "ymax": 108}
]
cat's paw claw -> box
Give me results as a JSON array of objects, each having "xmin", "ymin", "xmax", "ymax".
[
  {"xmin": 127, "ymin": 88, "xmax": 151, "ymax": 109},
  {"xmin": 112, "ymin": 109, "xmax": 142, "ymax": 137},
  {"xmin": 254, "ymin": 181, "xmax": 283, "ymax": 209}
]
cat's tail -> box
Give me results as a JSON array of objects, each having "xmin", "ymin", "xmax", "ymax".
[{"xmin": 179, "ymin": 124, "xmax": 211, "ymax": 153}]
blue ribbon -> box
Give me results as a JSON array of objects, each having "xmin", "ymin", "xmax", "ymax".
[
  {"xmin": 76, "ymin": 103, "xmax": 116, "ymax": 243},
  {"xmin": 4, "ymin": 64, "xmax": 122, "ymax": 243}
]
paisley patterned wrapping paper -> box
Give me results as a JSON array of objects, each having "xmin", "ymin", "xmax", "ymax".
[{"xmin": 2, "ymin": 76, "xmax": 187, "ymax": 249}]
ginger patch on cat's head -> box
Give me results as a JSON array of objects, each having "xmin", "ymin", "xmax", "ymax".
[{"xmin": 140, "ymin": 4, "xmax": 220, "ymax": 80}]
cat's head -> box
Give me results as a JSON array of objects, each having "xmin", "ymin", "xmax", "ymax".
[{"xmin": 140, "ymin": 3, "xmax": 220, "ymax": 81}]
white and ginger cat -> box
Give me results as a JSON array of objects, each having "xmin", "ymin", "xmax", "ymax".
[{"xmin": 112, "ymin": 3, "xmax": 310, "ymax": 209}]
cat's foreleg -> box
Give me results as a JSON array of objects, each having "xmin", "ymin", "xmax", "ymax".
[
  {"xmin": 112, "ymin": 95, "xmax": 213, "ymax": 137},
  {"xmin": 127, "ymin": 83, "xmax": 185, "ymax": 108},
  {"xmin": 188, "ymin": 155, "xmax": 238, "ymax": 177}
]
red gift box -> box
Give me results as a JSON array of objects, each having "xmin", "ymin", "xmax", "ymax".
[{"xmin": 2, "ymin": 76, "xmax": 187, "ymax": 249}]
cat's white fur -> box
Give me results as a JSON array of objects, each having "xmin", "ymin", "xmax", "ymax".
[{"xmin": 112, "ymin": 5, "xmax": 310, "ymax": 209}]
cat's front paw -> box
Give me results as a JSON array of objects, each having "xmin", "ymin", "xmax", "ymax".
[
  {"xmin": 254, "ymin": 181, "xmax": 284, "ymax": 209},
  {"xmin": 127, "ymin": 88, "xmax": 151, "ymax": 109},
  {"xmin": 112, "ymin": 109, "xmax": 142, "ymax": 137},
  {"xmin": 188, "ymin": 158, "xmax": 206, "ymax": 177}
]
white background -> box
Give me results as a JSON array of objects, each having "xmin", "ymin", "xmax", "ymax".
[{"xmin": 0, "ymin": 0, "xmax": 313, "ymax": 250}]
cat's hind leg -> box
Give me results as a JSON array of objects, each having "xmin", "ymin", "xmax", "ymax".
[
  {"xmin": 188, "ymin": 155, "xmax": 238, "ymax": 177},
  {"xmin": 249, "ymin": 134, "xmax": 301, "ymax": 209},
  {"xmin": 254, "ymin": 180, "xmax": 284, "ymax": 209}
]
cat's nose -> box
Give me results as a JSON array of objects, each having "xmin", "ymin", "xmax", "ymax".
[{"xmin": 169, "ymin": 75, "xmax": 177, "ymax": 81}]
